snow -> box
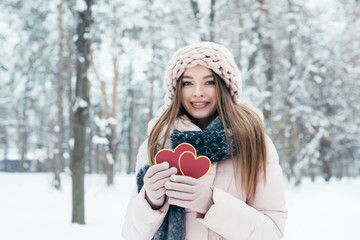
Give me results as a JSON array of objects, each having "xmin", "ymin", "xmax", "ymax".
[
  {"xmin": 94, "ymin": 115, "xmax": 108, "ymax": 130},
  {"xmin": 72, "ymin": 97, "xmax": 89, "ymax": 112},
  {"xmin": 284, "ymin": 178, "xmax": 360, "ymax": 240},
  {"xmin": 1, "ymin": 173, "xmax": 359, "ymax": 240},
  {"xmin": 34, "ymin": 148, "xmax": 47, "ymax": 162},
  {"xmin": 106, "ymin": 152, "xmax": 115, "ymax": 165},
  {"xmin": 92, "ymin": 135, "xmax": 109, "ymax": 145},
  {"xmin": 74, "ymin": 0, "xmax": 88, "ymax": 12},
  {"xmin": 0, "ymin": 148, "xmax": 20, "ymax": 161},
  {"xmin": 0, "ymin": 173, "xmax": 134, "ymax": 240},
  {"xmin": 107, "ymin": 117, "xmax": 117, "ymax": 125}
]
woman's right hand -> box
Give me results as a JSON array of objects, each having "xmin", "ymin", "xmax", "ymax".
[{"xmin": 143, "ymin": 162, "xmax": 178, "ymax": 209}]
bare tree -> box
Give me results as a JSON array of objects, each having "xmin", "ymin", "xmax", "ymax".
[
  {"xmin": 53, "ymin": 0, "xmax": 66, "ymax": 190},
  {"xmin": 189, "ymin": 0, "xmax": 217, "ymax": 41},
  {"xmin": 107, "ymin": 0, "xmax": 119, "ymax": 185},
  {"xmin": 71, "ymin": 0, "xmax": 93, "ymax": 225},
  {"xmin": 89, "ymin": 0, "xmax": 119, "ymax": 185},
  {"xmin": 126, "ymin": 63, "xmax": 135, "ymax": 174},
  {"xmin": 209, "ymin": 0, "xmax": 216, "ymax": 41},
  {"xmin": 17, "ymin": 70, "xmax": 31, "ymax": 172}
]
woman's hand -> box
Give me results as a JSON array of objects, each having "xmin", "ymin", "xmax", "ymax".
[
  {"xmin": 143, "ymin": 162, "xmax": 178, "ymax": 210},
  {"xmin": 165, "ymin": 175, "xmax": 214, "ymax": 215}
]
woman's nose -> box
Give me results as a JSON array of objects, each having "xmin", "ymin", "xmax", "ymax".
[{"xmin": 193, "ymin": 85, "xmax": 204, "ymax": 97}]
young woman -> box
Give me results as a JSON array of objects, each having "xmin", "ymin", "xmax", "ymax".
[{"xmin": 122, "ymin": 42, "xmax": 287, "ymax": 240}]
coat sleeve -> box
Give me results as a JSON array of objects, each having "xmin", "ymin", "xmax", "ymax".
[
  {"xmin": 121, "ymin": 187, "xmax": 170, "ymax": 240},
  {"xmin": 197, "ymin": 136, "xmax": 288, "ymax": 240},
  {"xmin": 122, "ymin": 138, "xmax": 170, "ymax": 240}
]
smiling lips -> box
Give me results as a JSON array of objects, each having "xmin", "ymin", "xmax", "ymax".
[{"xmin": 191, "ymin": 101, "xmax": 210, "ymax": 109}]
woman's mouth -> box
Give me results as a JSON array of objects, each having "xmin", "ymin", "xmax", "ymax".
[{"xmin": 191, "ymin": 102, "xmax": 209, "ymax": 109}]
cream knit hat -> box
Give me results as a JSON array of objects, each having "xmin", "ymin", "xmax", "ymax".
[{"xmin": 160, "ymin": 42, "xmax": 242, "ymax": 113}]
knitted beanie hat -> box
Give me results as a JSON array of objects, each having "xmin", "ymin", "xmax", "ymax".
[{"xmin": 160, "ymin": 41, "xmax": 242, "ymax": 113}]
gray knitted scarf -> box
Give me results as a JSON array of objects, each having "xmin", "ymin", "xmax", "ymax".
[{"xmin": 136, "ymin": 116, "xmax": 236, "ymax": 240}]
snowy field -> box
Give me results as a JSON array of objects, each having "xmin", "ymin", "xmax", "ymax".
[{"xmin": 1, "ymin": 173, "xmax": 359, "ymax": 240}]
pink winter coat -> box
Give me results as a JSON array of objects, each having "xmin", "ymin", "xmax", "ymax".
[{"xmin": 122, "ymin": 116, "xmax": 288, "ymax": 240}]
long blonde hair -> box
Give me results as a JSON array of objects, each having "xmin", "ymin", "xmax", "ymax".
[{"xmin": 148, "ymin": 72, "xmax": 267, "ymax": 200}]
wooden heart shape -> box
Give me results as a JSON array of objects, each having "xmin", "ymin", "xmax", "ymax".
[
  {"xmin": 155, "ymin": 143, "xmax": 196, "ymax": 175},
  {"xmin": 179, "ymin": 151, "xmax": 211, "ymax": 179}
]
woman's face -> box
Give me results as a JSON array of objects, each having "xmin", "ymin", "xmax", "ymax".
[{"xmin": 181, "ymin": 65, "xmax": 218, "ymax": 129}]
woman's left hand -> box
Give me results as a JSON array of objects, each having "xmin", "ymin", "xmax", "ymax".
[{"xmin": 165, "ymin": 175, "xmax": 214, "ymax": 215}]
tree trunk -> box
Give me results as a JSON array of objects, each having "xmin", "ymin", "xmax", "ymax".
[
  {"xmin": 2, "ymin": 128, "xmax": 8, "ymax": 172},
  {"xmin": 36, "ymin": 115, "xmax": 45, "ymax": 172},
  {"xmin": 127, "ymin": 64, "xmax": 135, "ymax": 174},
  {"xmin": 53, "ymin": 0, "xmax": 66, "ymax": 190},
  {"xmin": 146, "ymin": 45, "xmax": 154, "ymax": 126},
  {"xmin": 190, "ymin": 0, "xmax": 200, "ymax": 20},
  {"xmin": 17, "ymin": 78, "xmax": 30, "ymax": 172},
  {"xmin": 107, "ymin": 0, "xmax": 119, "ymax": 184},
  {"xmin": 67, "ymin": 28, "xmax": 74, "ymax": 140},
  {"xmin": 190, "ymin": 0, "xmax": 207, "ymax": 41},
  {"xmin": 88, "ymin": 1, "xmax": 118, "ymax": 183},
  {"xmin": 71, "ymin": 0, "xmax": 93, "ymax": 225},
  {"xmin": 260, "ymin": 1, "xmax": 274, "ymax": 121},
  {"xmin": 209, "ymin": 0, "xmax": 216, "ymax": 41}
]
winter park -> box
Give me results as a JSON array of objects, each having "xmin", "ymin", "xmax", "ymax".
[{"xmin": 1, "ymin": 0, "xmax": 360, "ymax": 240}]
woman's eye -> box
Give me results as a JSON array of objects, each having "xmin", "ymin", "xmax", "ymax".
[
  {"xmin": 206, "ymin": 81, "xmax": 215, "ymax": 85},
  {"xmin": 182, "ymin": 81, "xmax": 192, "ymax": 86}
]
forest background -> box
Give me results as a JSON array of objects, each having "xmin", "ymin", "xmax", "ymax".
[{"xmin": 0, "ymin": 0, "xmax": 359, "ymax": 225}]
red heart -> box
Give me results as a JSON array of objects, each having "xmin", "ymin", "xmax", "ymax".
[
  {"xmin": 179, "ymin": 151, "xmax": 211, "ymax": 179},
  {"xmin": 155, "ymin": 143, "xmax": 196, "ymax": 175}
]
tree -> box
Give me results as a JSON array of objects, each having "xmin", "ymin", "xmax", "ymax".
[
  {"xmin": 89, "ymin": 0, "xmax": 120, "ymax": 185},
  {"xmin": 71, "ymin": 0, "xmax": 93, "ymax": 225},
  {"xmin": 53, "ymin": 0, "xmax": 67, "ymax": 190}
]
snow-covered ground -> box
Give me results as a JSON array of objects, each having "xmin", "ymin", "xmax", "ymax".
[{"xmin": 1, "ymin": 173, "xmax": 359, "ymax": 240}]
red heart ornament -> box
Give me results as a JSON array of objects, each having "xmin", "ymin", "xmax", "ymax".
[
  {"xmin": 155, "ymin": 143, "xmax": 196, "ymax": 175},
  {"xmin": 179, "ymin": 151, "xmax": 211, "ymax": 179}
]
